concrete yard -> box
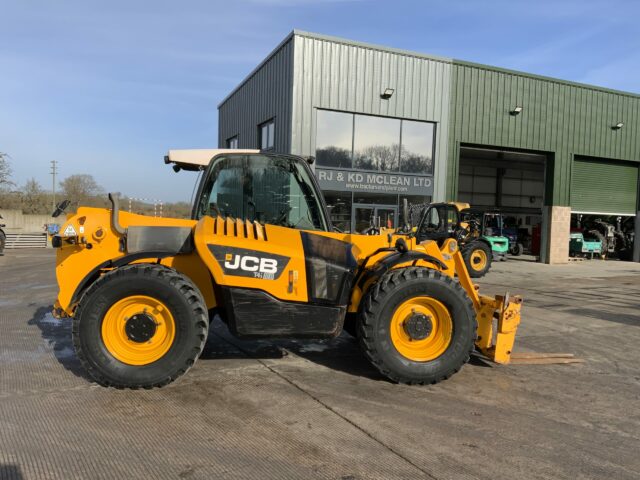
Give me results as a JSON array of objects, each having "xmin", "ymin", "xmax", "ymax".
[{"xmin": 1, "ymin": 249, "xmax": 639, "ymax": 480}]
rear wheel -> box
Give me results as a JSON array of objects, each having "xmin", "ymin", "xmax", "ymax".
[
  {"xmin": 462, "ymin": 241, "xmax": 492, "ymax": 278},
  {"xmin": 614, "ymin": 232, "xmax": 631, "ymax": 260},
  {"xmin": 358, "ymin": 267, "xmax": 476, "ymax": 385},
  {"xmin": 510, "ymin": 243, "xmax": 524, "ymax": 256},
  {"xmin": 0, "ymin": 230, "xmax": 5, "ymax": 255},
  {"xmin": 73, "ymin": 264, "xmax": 208, "ymax": 388},
  {"xmin": 617, "ymin": 248, "xmax": 632, "ymax": 261}
]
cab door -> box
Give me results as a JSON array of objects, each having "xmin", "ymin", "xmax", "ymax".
[{"xmin": 192, "ymin": 153, "xmax": 353, "ymax": 338}]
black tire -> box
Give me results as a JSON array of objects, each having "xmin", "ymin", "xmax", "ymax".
[
  {"xmin": 617, "ymin": 247, "xmax": 633, "ymax": 261},
  {"xmin": 510, "ymin": 243, "xmax": 524, "ymax": 256},
  {"xmin": 0, "ymin": 230, "xmax": 5, "ymax": 255},
  {"xmin": 614, "ymin": 232, "xmax": 631, "ymax": 260},
  {"xmin": 461, "ymin": 241, "xmax": 492, "ymax": 278},
  {"xmin": 358, "ymin": 267, "xmax": 476, "ymax": 385},
  {"xmin": 73, "ymin": 264, "xmax": 209, "ymax": 389}
]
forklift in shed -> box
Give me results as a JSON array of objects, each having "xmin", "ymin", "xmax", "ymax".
[{"xmin": 51, "ymin": 150, "xmax": 523, "ymax": 389}]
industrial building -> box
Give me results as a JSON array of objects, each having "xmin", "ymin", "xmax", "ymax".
[{"xmin": 218, "ymin": 30, "xmax": 640, "ymax": 264}]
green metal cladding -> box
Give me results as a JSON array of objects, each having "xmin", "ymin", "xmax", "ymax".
[
  {"xmin": 447, "ymin": 61, "xmax": 640, "ymax": 206},
  {"xmin": 218, "ymin": 31, "xmax": 640, "ymax": 210}
]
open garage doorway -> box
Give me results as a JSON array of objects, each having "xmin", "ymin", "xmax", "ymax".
[
  {"xmin": 457, "ymin": 146, "xmax": 547, "ymax": 261},
  {"xmin": 570, "ymin": 156, "xmax": 638, "ymax": 261}
]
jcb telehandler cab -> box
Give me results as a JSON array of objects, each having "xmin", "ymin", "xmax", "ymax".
[{"xmin": 52, "ymin": 150, "xmax": 522, "ymax": 389}]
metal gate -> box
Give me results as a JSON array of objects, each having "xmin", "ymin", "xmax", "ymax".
[{"xmin": 5, "ymin": 233, "xmax": 48, "ymax": 249}]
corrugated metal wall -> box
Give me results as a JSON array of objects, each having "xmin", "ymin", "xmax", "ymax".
[
  {"xmin": 448, "ymin": 62, "xmax": 640, "ymax": 205},
  {"xmin": 217, "ymin": 37, "xmax": 294, "ymax": 153},
  {"xmin": 570, "ymin": 157, "xmax": 638, "ymax": 214},
  {"xmin": 291, "ymin": 33, "xmax": 452, "ymax": 201},
  {"xmin": 217, "ymin": 31, "xmax": 640, "ymax": 210}
]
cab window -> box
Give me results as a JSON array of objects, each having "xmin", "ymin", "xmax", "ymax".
[
  {"xmin": 196, "ymin": 155, "xmax": 327, "ymax": 231},
  {"xmin": 418, "ymin": 205, "xmax": 458, "ymax": 240}
]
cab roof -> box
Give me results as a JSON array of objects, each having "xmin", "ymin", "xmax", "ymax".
[{"xmin": 164, "ymin": 149, "xmax": 260, "ymax": 171}]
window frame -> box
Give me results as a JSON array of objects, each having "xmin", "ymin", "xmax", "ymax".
[
  {"xmin": 398, "ymin": 118, "xmax": 436, "ymax": 175},
  {"xmin": 226, "ymin": 135, "xmax": 239, "ymax": 149},
  {"xmin": 258, "ymin": 118, "xmax": 275, "ymax": 151},
  {"xmin": 314, "ymin": 108, "xmax": 437, "ymax": 176},
  {"xmin": 192, "ymin": 153, "xmax": 330, "ymax": 231}
]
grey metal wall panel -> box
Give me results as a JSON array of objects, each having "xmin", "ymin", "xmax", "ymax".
[
  {"xmin": 218, "ymin": 38, "xmax": 294, "ymax": 152},
  {"xmin": 448, "ymin": 62, "xmax": 640, "ymax": 205},
  {"xmin": 291, "ymin": 33, "xmax": 452, "ymax": 201}
]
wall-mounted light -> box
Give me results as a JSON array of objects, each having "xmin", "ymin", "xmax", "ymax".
[
  {"xmin": 612, "ymin": 122, "xmax": 624, "ymax": 130},
  {"xmin": 510, "ymin": 106, "xmax": 523, "ymax": 116},
  {"xmin": 380, "ymin": 88, "xmax": 394, "ymax": 100}
]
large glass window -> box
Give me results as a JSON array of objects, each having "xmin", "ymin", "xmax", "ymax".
[
  {"xmin": 353, "ymin": 115, "xmax": 400, "ymax": 171},
  {"xmin": 259, "ymin": 119, "xmax": 275, "ymax": 150},
  {"xmin": 353, "ymin": 192, "xmax": 397, "ymax": 205},
  {"xmin": 323, "ymin": 191, "xmax": 409, "ymax": 233},
  {"xmin": 197, "ymin": 155, "xmax": 326, "ymax": 231},
  {"xmin": 315, "ymin": 109, "xmax": 435, "ymax": 175},
  {"xmin": 401, "ymin": 120, "xmax": 434, "ymax": 174},
  {"xmin": 316, "ymin": 111, "xmax": 353, "ymax": 168},
  {"xmin": 399, "ymin": 195, "xmax": 432, "ymax": 226},
  {"xmin": 323, "ymin": 190, "xmax": 352, "ymax": 232}
]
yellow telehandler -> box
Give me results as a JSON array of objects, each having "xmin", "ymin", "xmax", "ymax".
[{"xmin": 52, "ymin": 150, "xmax": 522, "ymax": 388}]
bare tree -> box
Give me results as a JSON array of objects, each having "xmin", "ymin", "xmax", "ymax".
[
  {"xmin": 354, "ymin": 144, "xmax": 399, "ymax": 171},
  {"xmin": 22, "ymin": 178, "xmax": 50, "ymax": 214},
  {"xmin": 60, "ymin": 174, "xmax": 105, "ymax": 207},
  {"xmin": 0, "ymin": 153, "xmax": 14, "ymax": 189},
  {"xmin": 316, "ymin": 146, "xmax": 351, "ymax": 168}
]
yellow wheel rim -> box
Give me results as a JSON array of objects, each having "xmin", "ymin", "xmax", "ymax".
[
  {"xmin": 101, "ymin": 295, "xmax": 176, "ymax": 366},
  {"xmin": 470, "ymin": 249, "xmax": 488, "ymax": 271},
  {"xmin": 390, "ymin": 297, "xmax": 453, "ymax": 362}
]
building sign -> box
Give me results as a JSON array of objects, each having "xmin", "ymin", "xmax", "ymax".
[{"xmin": 315, "ymin": 168, "xmax": 434, "ymax": 196}]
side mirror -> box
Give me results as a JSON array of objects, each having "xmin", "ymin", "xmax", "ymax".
[{"xmin": 52, "ymin": 199, "xmax": 71, "ymax": 218}]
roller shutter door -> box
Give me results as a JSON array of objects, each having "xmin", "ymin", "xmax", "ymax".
[{"xmin": 570, "ymin": 157, "xmax": 638, "ymax": 215}]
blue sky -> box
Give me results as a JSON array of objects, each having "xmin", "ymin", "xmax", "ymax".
[{"xmin": 1, "ymin": 0, "xmax": 638, "ymax": 202}]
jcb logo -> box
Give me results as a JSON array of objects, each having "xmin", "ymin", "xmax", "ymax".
[
  {"xmin": 224, "ymin": 254, "xmax": 278, "ymax": 275},
  {"xmin": 209, "ymin": 245, "xmax": 289, "ymax": 280}
]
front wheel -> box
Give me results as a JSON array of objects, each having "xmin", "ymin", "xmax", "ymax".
[
  {"xmin": 462, "ymin": 241, "xmax": 492, "ymax": 278},
  {"xmin": 73, "ymin": 264, "xmax": 209, "ymax": 388},
  {"xmin": 0, "ymin": 230, "xmax": 5, "ymax": 255},
  {"xmin": 358, "ymin": 267, "xmax": 476, "ymax": 385}
]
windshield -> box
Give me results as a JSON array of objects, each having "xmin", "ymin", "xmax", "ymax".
[
  {"xmin": 419, "ymin": 205, "xmax": 457, "ymax": 235},
  {"xmin": 195, "ymin": 154, "xmax": 327, "ymax": 231}
]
